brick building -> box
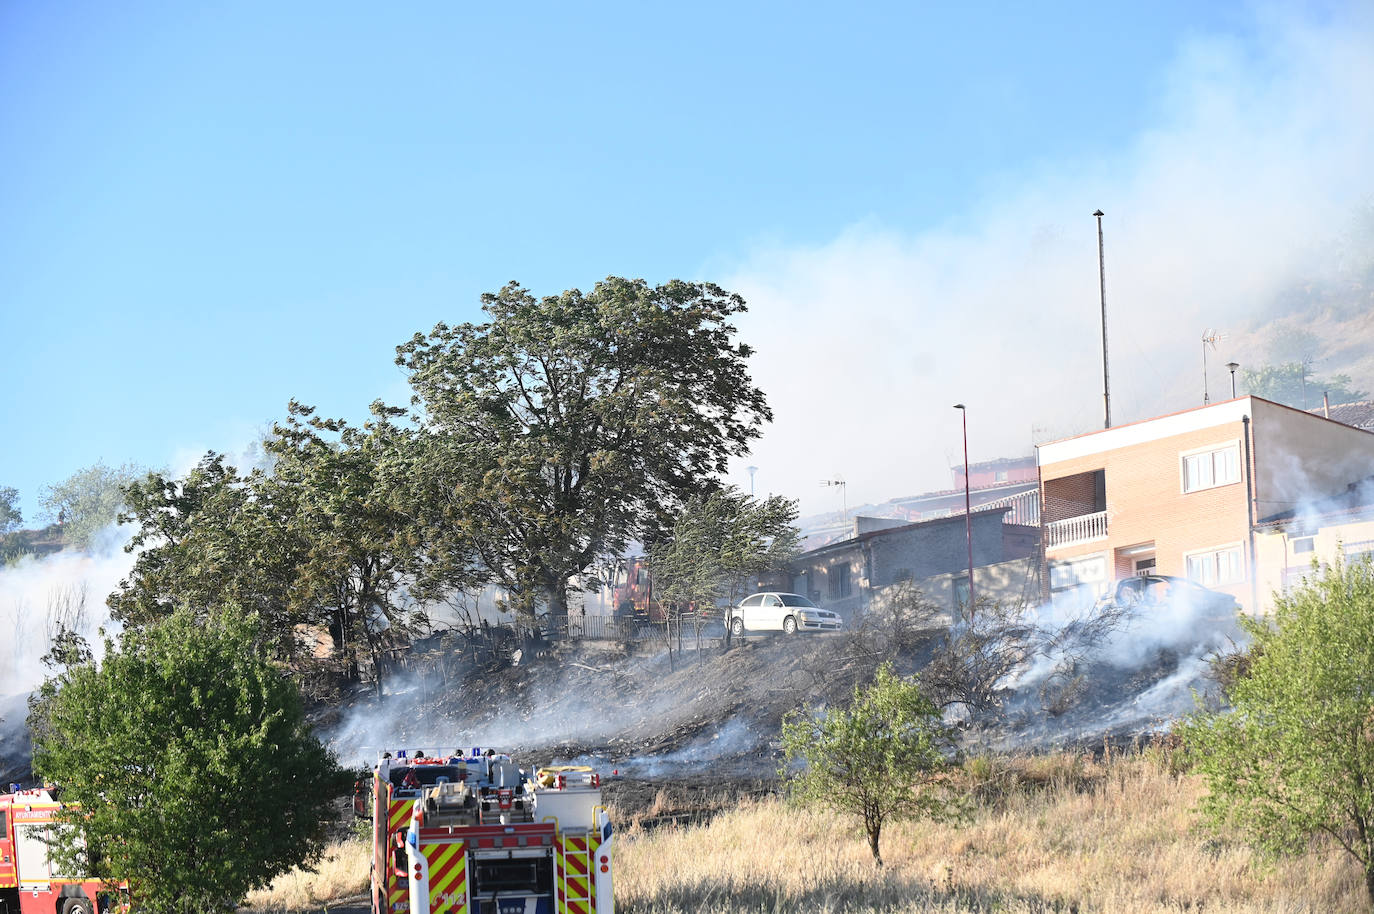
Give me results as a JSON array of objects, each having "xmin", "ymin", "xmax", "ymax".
[{"xmin": 1038, "ymin": 396, "xmax": 1374, "ymax": 612}]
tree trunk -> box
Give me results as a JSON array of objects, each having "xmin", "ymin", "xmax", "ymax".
[
  {"xmin": 544, "ymin": 574, "xmax": 569, "ymax": 634},
  {"xmin": 867, "ymin": 822, "xmax": 883, "ymax": 867},
  {"xmin": 1365, "ymin": 860, "xmax": 1373, "ymax": 906}
]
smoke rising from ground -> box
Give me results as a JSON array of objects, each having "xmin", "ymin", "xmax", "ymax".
[
  {"xmin": 724, "ymin": 7, "xmax": 1374, "ymax": 517},
  {"xmin": 0, "ymin": 524, "xmax": 132, "ymax": 703}
]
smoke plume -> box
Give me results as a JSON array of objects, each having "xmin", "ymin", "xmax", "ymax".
[{"xmin": 724, "ymin": 7, "xmax": 1374, "ymax": 517}]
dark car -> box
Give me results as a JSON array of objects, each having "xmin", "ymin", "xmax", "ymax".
[{"xmin": 1095, "ymin": 574, "xmax": 1239, "ymax": 616}]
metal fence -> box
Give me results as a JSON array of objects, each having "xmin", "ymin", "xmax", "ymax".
[{"xmin": 549, "ymin": 616, "xmax": 725, "ymax": 643}]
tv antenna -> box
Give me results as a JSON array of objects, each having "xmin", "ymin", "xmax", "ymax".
[
  {"xmin": 819, "ymin": 476, "xmax": 847, "ymax": 525},
  {"xmin": 1202, "ymin": 329, "xmax": 1226, "ymax": 405}
]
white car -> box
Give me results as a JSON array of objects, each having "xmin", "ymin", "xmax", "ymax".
[{"xmin": 728, "ymin": 592, "xmax": 843, "ymax": 636}]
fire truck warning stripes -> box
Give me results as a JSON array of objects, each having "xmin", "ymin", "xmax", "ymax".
[
  {"xmin": 423, "ymin": 840, "xmax": 468, "ymax": 913},
  {"xmin": 389, "ymin": 799, "xmax": 415, "ymax": 833}
]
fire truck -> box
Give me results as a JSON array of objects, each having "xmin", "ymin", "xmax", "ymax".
[
  {"xmin": 358, "ymin": 748, "xmax": 613, "ymax": 914},
  {"xmin": 0, "ymin": 787, "xmax": 120, "ymax": 914}
]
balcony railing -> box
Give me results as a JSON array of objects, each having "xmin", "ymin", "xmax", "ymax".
[{"xmin": 1045, "ymin": 510, "xmax": 1108, "ymax": 548}]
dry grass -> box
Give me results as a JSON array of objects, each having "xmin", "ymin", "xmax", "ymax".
[
  {"xmin": 241, "ymin": 835, "xmax": 370, "ymax": 912},
  {"xmin": 244, "ymin": 754, "xmax": 1367, "ymax": 913},
  {"xmin": 615, "ymin": 755, "xmax": 1367, "ymax": 913}
]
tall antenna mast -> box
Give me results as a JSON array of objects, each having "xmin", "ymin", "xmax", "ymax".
[{"xmin": 1094, "ymin": 210, "xmax": 1111, "ymax": 428}]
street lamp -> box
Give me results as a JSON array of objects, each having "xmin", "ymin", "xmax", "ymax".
[
  {"xmin": 1226, "ymin": 362, "xmax": 1240, "ymax": 399},
  {"xmin": 953, "ymin": 404, "xmax": 974, "ymax": 609}
]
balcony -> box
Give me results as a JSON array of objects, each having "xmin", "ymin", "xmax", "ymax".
[{"xmin": 1045, "ymin": 510, "xmax": 1108, "ymax": 548}]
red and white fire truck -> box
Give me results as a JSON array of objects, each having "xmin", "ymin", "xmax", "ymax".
[
  {"xmin": 358, "ymin": 748, "xmax": 613, "ymax": 914},
  {"xmin": 0, "ymin": 787, "xmax": 121, "ymax": 914}
]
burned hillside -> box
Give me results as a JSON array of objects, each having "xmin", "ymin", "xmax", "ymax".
[{"xmin": 322, "ymin": 582, "xmax": 1241, "ymax": 779}]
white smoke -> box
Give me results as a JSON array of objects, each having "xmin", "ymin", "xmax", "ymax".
[
  {"xmin": 0, "ymin": 522, "xmax": 134, "ymax": 702},
  {"xmin": 724, "ymin": 7, "xmax": 1374, "ymax": 517}
]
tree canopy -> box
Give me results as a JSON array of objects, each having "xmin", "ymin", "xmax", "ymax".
[
  {"xmin": 781, "ymin": 663, "xmax": 958, "ymax": 865},
  {"xmin": 397, "ymin": 277, "xmax": 771, "ymax": 626},
  {"xmin": 1240, "ymin": 361, "xmax": 1366, "ymax": 409},
  {"xmin": 1183, "ymin": 554, "xmax": 1374, "ymax": 904},
  {"xmin": 113, "ymin": 405, "xmax": 481, "ymax": 694},
  {"xmin": 0, "ymin": 485, "xmax": 20, "ymax": 533},
  {"xmin": 31, "ymin": 609, "xmax": 349, "ymax": 914},
  {"xmin": 648, "ymin": 486, "xmax": 798, "ymax": 640},
  {"xmin": 41, "ymin": 461, "xmax": 145, "ymax": 550}
]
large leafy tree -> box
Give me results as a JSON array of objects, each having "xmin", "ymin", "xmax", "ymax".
[
  {"xmin": 112, "ymin": 454, "xmax": 310, "ymax": 664},
  {"xmin": 781, "ymin": 663, "xmax": 958, "ymax": 866},
  {"xmin": 41, "ymin": 461, "xmax": 145, "ymax": 551},
  {"xmin": 262, "ymin": 400, "xmax": 481, "ymax": 693},
  {"xmin": 31, "ymin": 609, "xmax": 349, "ymax": 914},
  {"xmin": 1184, "ymin": 554, "xmax": 1374, "ymax": 904},
  {"xmin": 114, "ymin": 405, "xmax": 480, "ymax": 694},
  {"xmin": 397, "ymin": 277, "xmax": 771, "ymax": 627}
]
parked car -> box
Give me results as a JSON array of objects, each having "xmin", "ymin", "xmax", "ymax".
[
  {"xmin": 1095, "ymin": 574, "xmax": 1239, "ymax": 617},
  {"xmin": 728, "ymin": 592, "xmax": 843, "ymax": 636}
]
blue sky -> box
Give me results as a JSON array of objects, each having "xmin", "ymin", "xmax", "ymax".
[{"xmin": 2, "ymin": 1, "xmax": 1370, "ymax": 520}]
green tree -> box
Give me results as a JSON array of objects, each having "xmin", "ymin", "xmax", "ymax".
[
  {"xmin": 1184, "ymin": 554, "xmax": 1374, "ymax": 904},
  {"xmin": 112, "ymin": 454, "xmax": 311, "ymax": 666},
  {"xmin": 781, "ymin": 663, "xmax": 958, "ymax": 865},
  {"xmin": 397, "ymin": 277, "xmax": 771, "ymax": 629},
  {"xmin": 31, "ymin": 609, "xmax": 349, "ymax": 914},
  {"xmin": 0, "ymin": 485, "xmax": 20, "ymax": 532},
  {"xmin": 113, "ymin": 406, "xmax": 481, "ymax": 695},
  {"xmin": 40, "ymin": 461, "xmax": 145, "ymax": 550},
  {"xmin": 649, "ymin": 486, "xmax": 799, "ymax": 646},
  {"xmin": 262, "ymin": 400, "xmax": 482, "ymax": 693},
  {"xmin": 1240, "ymin": 361, "xmax": 1367, "ymax": 409}
]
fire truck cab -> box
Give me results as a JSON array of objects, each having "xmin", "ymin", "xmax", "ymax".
[
  {"xmin": 0, "ymin": 787, "xmax": 115, "ymax": 914},
  {"xmin": 362, "ymin": 749, "xmax": 613, "ymax": 914}
]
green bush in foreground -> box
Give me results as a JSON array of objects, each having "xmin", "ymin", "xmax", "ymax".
[
  {"xmin": 1185, "ymin": 554, "xmax": 1374, "ymax": 905},
  {"xmin": 32, "ymin": 609, "xmax": 350, "ymax": 914},
  {"xmin": 781, "ymin": 663, "xmax": 958, "ymax": 865}
]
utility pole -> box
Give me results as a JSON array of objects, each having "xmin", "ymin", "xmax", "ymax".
[
  {"xmin": 954, "ymin": 404, "xmax": 975, "ymax": 609},
  {"xmin": 1094, "ymin": 210, "xmax": 1111, "ymax": 428}
]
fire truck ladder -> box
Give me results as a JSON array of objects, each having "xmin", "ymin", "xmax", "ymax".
[{"xmin": 556, "ymin": 832, "xmax": 594, "ymax": 914}]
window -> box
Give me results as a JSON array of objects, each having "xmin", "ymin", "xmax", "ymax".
[
  {"xmin": 1186, "ymin": 545, "xmax": 1244, "ymax": 586},
  {"xmin": 995, "ymin": 470, "xmax": 1008, "ymax": 482},
  {"xmin": 740, "ymin": 594, "xmax": 764, "ymax": 607},
  {"xmin": 1292, "ymin": 537, "xmax": 1314, "ymax": 555},
  {"xmin": 1346, "ymin": 539, "xmax": 1374, "ymax": 563},
  {"xmin": 829, "ymin": 563, "xmax": 851, "ymax": 599},
  {"xmin": 1182, "ymin": 444, "xmax": 1240, "ymax": 492}
]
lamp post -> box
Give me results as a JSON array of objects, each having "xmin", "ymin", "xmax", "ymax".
[
  {"xmin": 954, "ymin": 404, "xmax": 974, "ymax": 609},
  {"xmin": 1226, "ymin": 362, "xmax": 1240, "ymax": 399}
]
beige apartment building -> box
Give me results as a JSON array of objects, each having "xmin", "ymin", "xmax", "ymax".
[{"xmin": 1037, "ymin": 396, "xmax": 1374, "ymax": 612}]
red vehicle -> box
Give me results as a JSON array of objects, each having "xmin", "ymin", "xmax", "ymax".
[
  {"xmin": 0, "ymin": 787, "xmax": 123, "ymax": 914},
  {"xmin": 612, "ymin": 557, "xmax": 665, "ymax": 622},
  {"xmin": 357, "ymin": 748, "xmax": 613, "ymax": 914}
]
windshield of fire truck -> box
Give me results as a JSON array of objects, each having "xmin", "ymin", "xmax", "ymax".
[{"xmin": 388, "ymin": 765, "xmax": 465, "ymax": 789}]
